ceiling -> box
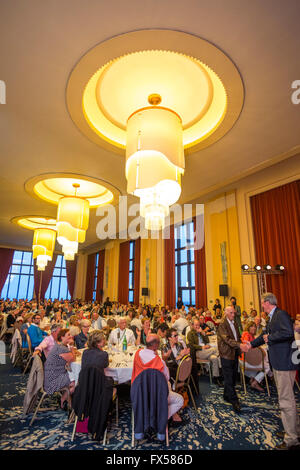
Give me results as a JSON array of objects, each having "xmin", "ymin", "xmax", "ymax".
[{"xmin": 0, "ymin": 0, "xmax": 300, "ymax": 252}]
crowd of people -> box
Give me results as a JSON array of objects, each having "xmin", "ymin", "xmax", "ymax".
[{"xmin": 0, "ymin": 292, "xmax": 299, "ymax": 449}]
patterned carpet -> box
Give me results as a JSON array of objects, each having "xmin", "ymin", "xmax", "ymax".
[{"xmin": 1, "ymin": 348, "xmax": 299, "ymax": 451}]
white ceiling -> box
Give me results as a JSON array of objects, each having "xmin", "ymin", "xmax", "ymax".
[{"xmin": 0, "ymin": 0, "xmax": 300, "ymax": 251}]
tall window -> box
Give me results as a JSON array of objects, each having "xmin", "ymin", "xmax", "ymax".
[
  {"xmin": 45, "ymin": 255, "xmax": 70, "ymax": 300},
  {"xmin": 92, "ymin": 253, "xmax": 99, "ymax": 301},
  {"xmin": 175, "ymin": 221, "xmax": 195, "ymax": 306},
  {"xmin": 1, "ymin": 250, "xmax": 34, "ymax": 300},
  {"xmin": 128, "ymin": 241, "xmax": 135, "ymax": 303}
]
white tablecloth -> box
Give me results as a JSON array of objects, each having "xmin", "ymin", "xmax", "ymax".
[{"xmin": 70, "ymin": 347, "xmax": 137, "ymax": 385}]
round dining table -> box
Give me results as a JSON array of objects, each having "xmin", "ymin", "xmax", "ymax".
[{"xmin": 70, "ymin": 344, "xmax": 139, "ymax": 385}]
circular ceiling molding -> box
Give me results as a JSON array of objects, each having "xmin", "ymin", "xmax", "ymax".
[
  {"xmin": 11, "ymin": 216, "xmax": 57, "ymax": 231},
  {"xmin": 25, "ymin": 173, "xmax": 121, "ymax": 208},
  {"xmin": 66, "ymin": 30, "xmax": 244, "ymax": 155}
]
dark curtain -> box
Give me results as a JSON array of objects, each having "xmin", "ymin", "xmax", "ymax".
[
  {"xmin": 133, "ymin": 238, "xmax": 141, "ymax": 306},
  {"xmin": 164, "ymin": 225, "xmax": 175, "ymax": 308},
  {"xmin": 34, "ymin": 254, "xmax": 57, "ymax": 302},
  {"xmin": 85, "ymin": 253, "xmax": 96, "ymax": 302},
  {"xmin": 66, "ymin": 257, "xmax": 77, "ymax": 300},
  {"xmin": 118, "ymin": 241, "xmax": 130, "ymax": 305},
  {"xmin": 0, "ymin": 248, "xmax": 14, "ymax": 294},
  {"xmin": 96, "ymin": 249, "xmax": 105, "ymax": 303},
  {"xmin": 193, "ymin": 217, "xmax": 207, "ymax": 309},
  {"xmin": 250, "ymin": 180, "xmax": 300, "ymax": 318}
]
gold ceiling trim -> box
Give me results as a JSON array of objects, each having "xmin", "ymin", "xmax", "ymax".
[{"xmin": 66, "ymin": 29, "xmax": 244, "ymax": 156}]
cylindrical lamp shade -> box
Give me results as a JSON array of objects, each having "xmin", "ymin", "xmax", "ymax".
[
  {"xmin": 126, "ymin": 107, "xmax": 184, "ymax": 230},
  {"xmin": 56, "ymin": 197, "xmax": 89, "ymax": 245},
  {"xmin": 32, "ymin": 228, "xmax": 56, "ymax": 270}
]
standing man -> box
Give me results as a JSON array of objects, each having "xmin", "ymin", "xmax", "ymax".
[
  {"xmin": 249, "ymin": 293, "xmax": 300, "ymax": 450},
  {"xmin": 217, "ymin": 306, "xmax": 249, "ymax": 413}
]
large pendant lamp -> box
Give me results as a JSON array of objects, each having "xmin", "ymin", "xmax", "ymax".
[
  {"xmin": 32, "ymin": 228, "xmax": 56, "ymax": 271},
  {"xmin": 126, "ymin": 94, "xmax": 184, "ymax": 230},
  {"xmin": 56, "ymin": 183, "xmax": 89, "ymax": 260}
]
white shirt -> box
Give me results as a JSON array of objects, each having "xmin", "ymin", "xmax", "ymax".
[
  {"xmin": 227, "ymin": 318, "xmax": 238, "ymax": 341},
  {"xmin": 130, "ymin": 318, "xmax": 142, "ymax": 330},
  {"xmin": 172, "ymin": 317, "xmax": 189, "ymax": 334},
  {"xmin": 138, "ymin": 348, "xmax": 170, "ymax": 382},
  {"xmin": 108, "ymin": 327, "xmax": 136, "ymax": 346}
]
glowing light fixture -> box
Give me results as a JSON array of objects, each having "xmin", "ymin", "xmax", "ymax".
[
  {"xmin": 263, "ymin": 264, "xmax": 272, "ymax": 271},
  {"xmin": 126, "ymin": 94, "xmax": 184, "ymax": 230},
  {"xmin": 275, "ymin": 264, "xmax": 285, "ymax": 271},
  {"xmin": 241, "ymin": 264, "xmax": 250, "ymax": 271},
  {"xmin": 254, "ymin": 265, "xmax": 262, "ymax": 271},
  {"xmin": 56, "ymin": 184, "xmax": 89, "ymax": 259},
  {"xmin": 32, "ymin": 228, "xmax": 56, "ymax": 271}
]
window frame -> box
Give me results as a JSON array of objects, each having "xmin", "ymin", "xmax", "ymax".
[
  {"xmin": 175, "ymin": 221, "xmax": 195, "ymax": 307},
  {"xmin": 128, "ymin": 241, "xmax": 135, "ymax": 303},
  {"xmin": 1, "ymin": 250, "xmax": 34, "ymax": 300}
]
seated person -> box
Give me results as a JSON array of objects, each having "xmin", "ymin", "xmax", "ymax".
[
  {"xmin": 44, "ymin": 328, "xmax": 79, "ymax": 408},
  {"xmin": 241, "ymin": 311, "xmax": 249, "ymax": 330},
  {"xmin": 90, "ymin": 310, "xmax": 107, "ymax": 331},
  {"xmin": 136, "ymin": 317, "xmax": 152, "ymax": 346},
  {"xmin": 129, "ymin": 310, "xmax": 142, "ymax": 331},
  {"xmin": 20, "ymin": 313, "xmax": 33, "ymax": 348},
  {"xmin": 187, "ymin": 319, "xmax": 221, "ymax": 385},
  {"xmin": 74, "ymin": 319, "xmax": 91, "ymax": 349},
  {"xmin": 132, "ymin": 333, "xmax": 184, "ymax": 425},
  {"xmin": 108, "ymin": 317, "xmax": 137, "ymax": 346},
  {"xmin": 241, "ymin": 321, "xmax": 273, "ymax": 391},
  {"xmin": 254, "ymin": 316, "xmax": 264, "ymax": 337},
  {"xmin": 33, "ymin": 323, "xmax": 62, "ymax": 359},
  {"xmin": 81, "ymin": 330, "xmax": 109, "ymax": 374},
  {"xmin": 162, "ymin": 328, "xmax": 190, "ymax": 380},
  {"xmin": 204, "ymin": 310, "xmax": 217, "ymax": 330},
  {"xmin": 6, "ymin": 310, "xmax": 17, "ymax": 329},
  {"xmin": 172, "ymin": 313, "xmax": 189, "ymax": 335},
  {"xmin": 68, "ymin": 315, "xmax": 80, "ymax": 337},
  {"xmin": 213, "ymin": 308, "xmax": 223, "ymax": 326},
  {"xmin": 198, "ymin": 314, "xmax": 214, "ymax": 336},
  {"xmin": 27, "ymin": 313, "xmax": 49, "ymax": 349},
  {"xmin": 157, "ymin": 323, "xmax": 169, "ymax": 349}
]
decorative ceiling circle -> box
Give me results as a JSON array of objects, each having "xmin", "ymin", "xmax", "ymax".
[
  {"xmin": 25, "ymin": 173, "xmax": 121, "ymax": 208},
  {"xmin": 66, "ymin": 30, "xmax": 244, "ymax": 154},
  {"xmin": 11, "ymin": 216, "xmax": 57, "ymax": 231}
]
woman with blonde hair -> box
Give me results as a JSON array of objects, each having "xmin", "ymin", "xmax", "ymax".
[{"xmin": 241, "ymin": 321, "xmax": 273, "ymax": 392}]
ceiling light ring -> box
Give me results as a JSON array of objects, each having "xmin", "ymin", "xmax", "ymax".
[{"xmin": 66, "ymin": 30, "xmax": 244, "ymax": 155}]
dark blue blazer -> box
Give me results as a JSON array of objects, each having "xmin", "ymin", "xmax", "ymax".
[
  {"xmin": 130, "ymin": 369, "xmax": 169, "ymax": 440},
  {"xmin": 251, "ymin": 307, "xmax": 298, "ymax": 371}
]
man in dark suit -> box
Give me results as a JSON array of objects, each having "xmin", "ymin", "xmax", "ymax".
[
  {"xmin": 249, "ymin": 292, "xmax": 299, "ymax": 450},
  {"xmin": 217, "ymin": 306, "xmax": 249, "ymax": 413}
]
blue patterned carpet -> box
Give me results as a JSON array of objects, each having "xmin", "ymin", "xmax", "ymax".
[{"xmin": 1, "ymin": 348, "xmax": 299, "ymax": 451}]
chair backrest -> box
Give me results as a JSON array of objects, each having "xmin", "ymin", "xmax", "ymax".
[
  {"xmin": 176, "ymin": 355, "xmax": 193, "ymax": 383},
  {"xmin": 26, "ymin": 333, "xmax": 33, "ymax": 353},
  {"xmin": 244, "ymin": 347, "xmax": 264, "ymax": 367}
]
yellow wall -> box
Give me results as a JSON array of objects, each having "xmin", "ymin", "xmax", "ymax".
[
  {"xmin": 103, "ymin": 240, "xmax": 120, "ymax": 300},
  {"xmin": 205, "ymin": 191, "xmax": 244, "ymax": 310},
  {"xmin": 139, "ymin": 236, "xmax": 164, "ymax": 306}
]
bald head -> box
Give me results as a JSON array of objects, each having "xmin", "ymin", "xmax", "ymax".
[
  {"xmin": 224, "ymin": 306, "xmax": 235, "ymax": 321},
  {"xmin": 146, "ymin": 333, "xmax": 160, "ymax": 350}
]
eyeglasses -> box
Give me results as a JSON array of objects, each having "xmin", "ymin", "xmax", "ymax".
[{"xmin": 172, "ymin": 334, "xmax": 178, "ymax": 337}]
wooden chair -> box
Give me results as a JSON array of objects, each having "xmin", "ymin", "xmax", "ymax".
[
  {"xmin": 239, "ymin": 347, "xmax": 270, "ymax": 396},
  {"xmin": 173, "ymin": 355, "xmax": 198, "ymax": 411},
  {"xmin": 22, "ymin": 334, "xmax": 34, "ymax": 375}
]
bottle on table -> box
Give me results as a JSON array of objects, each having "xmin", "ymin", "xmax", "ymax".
[{"xmin": 122, "ymin": 334, "xmax": 127, "ymax": 352}]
